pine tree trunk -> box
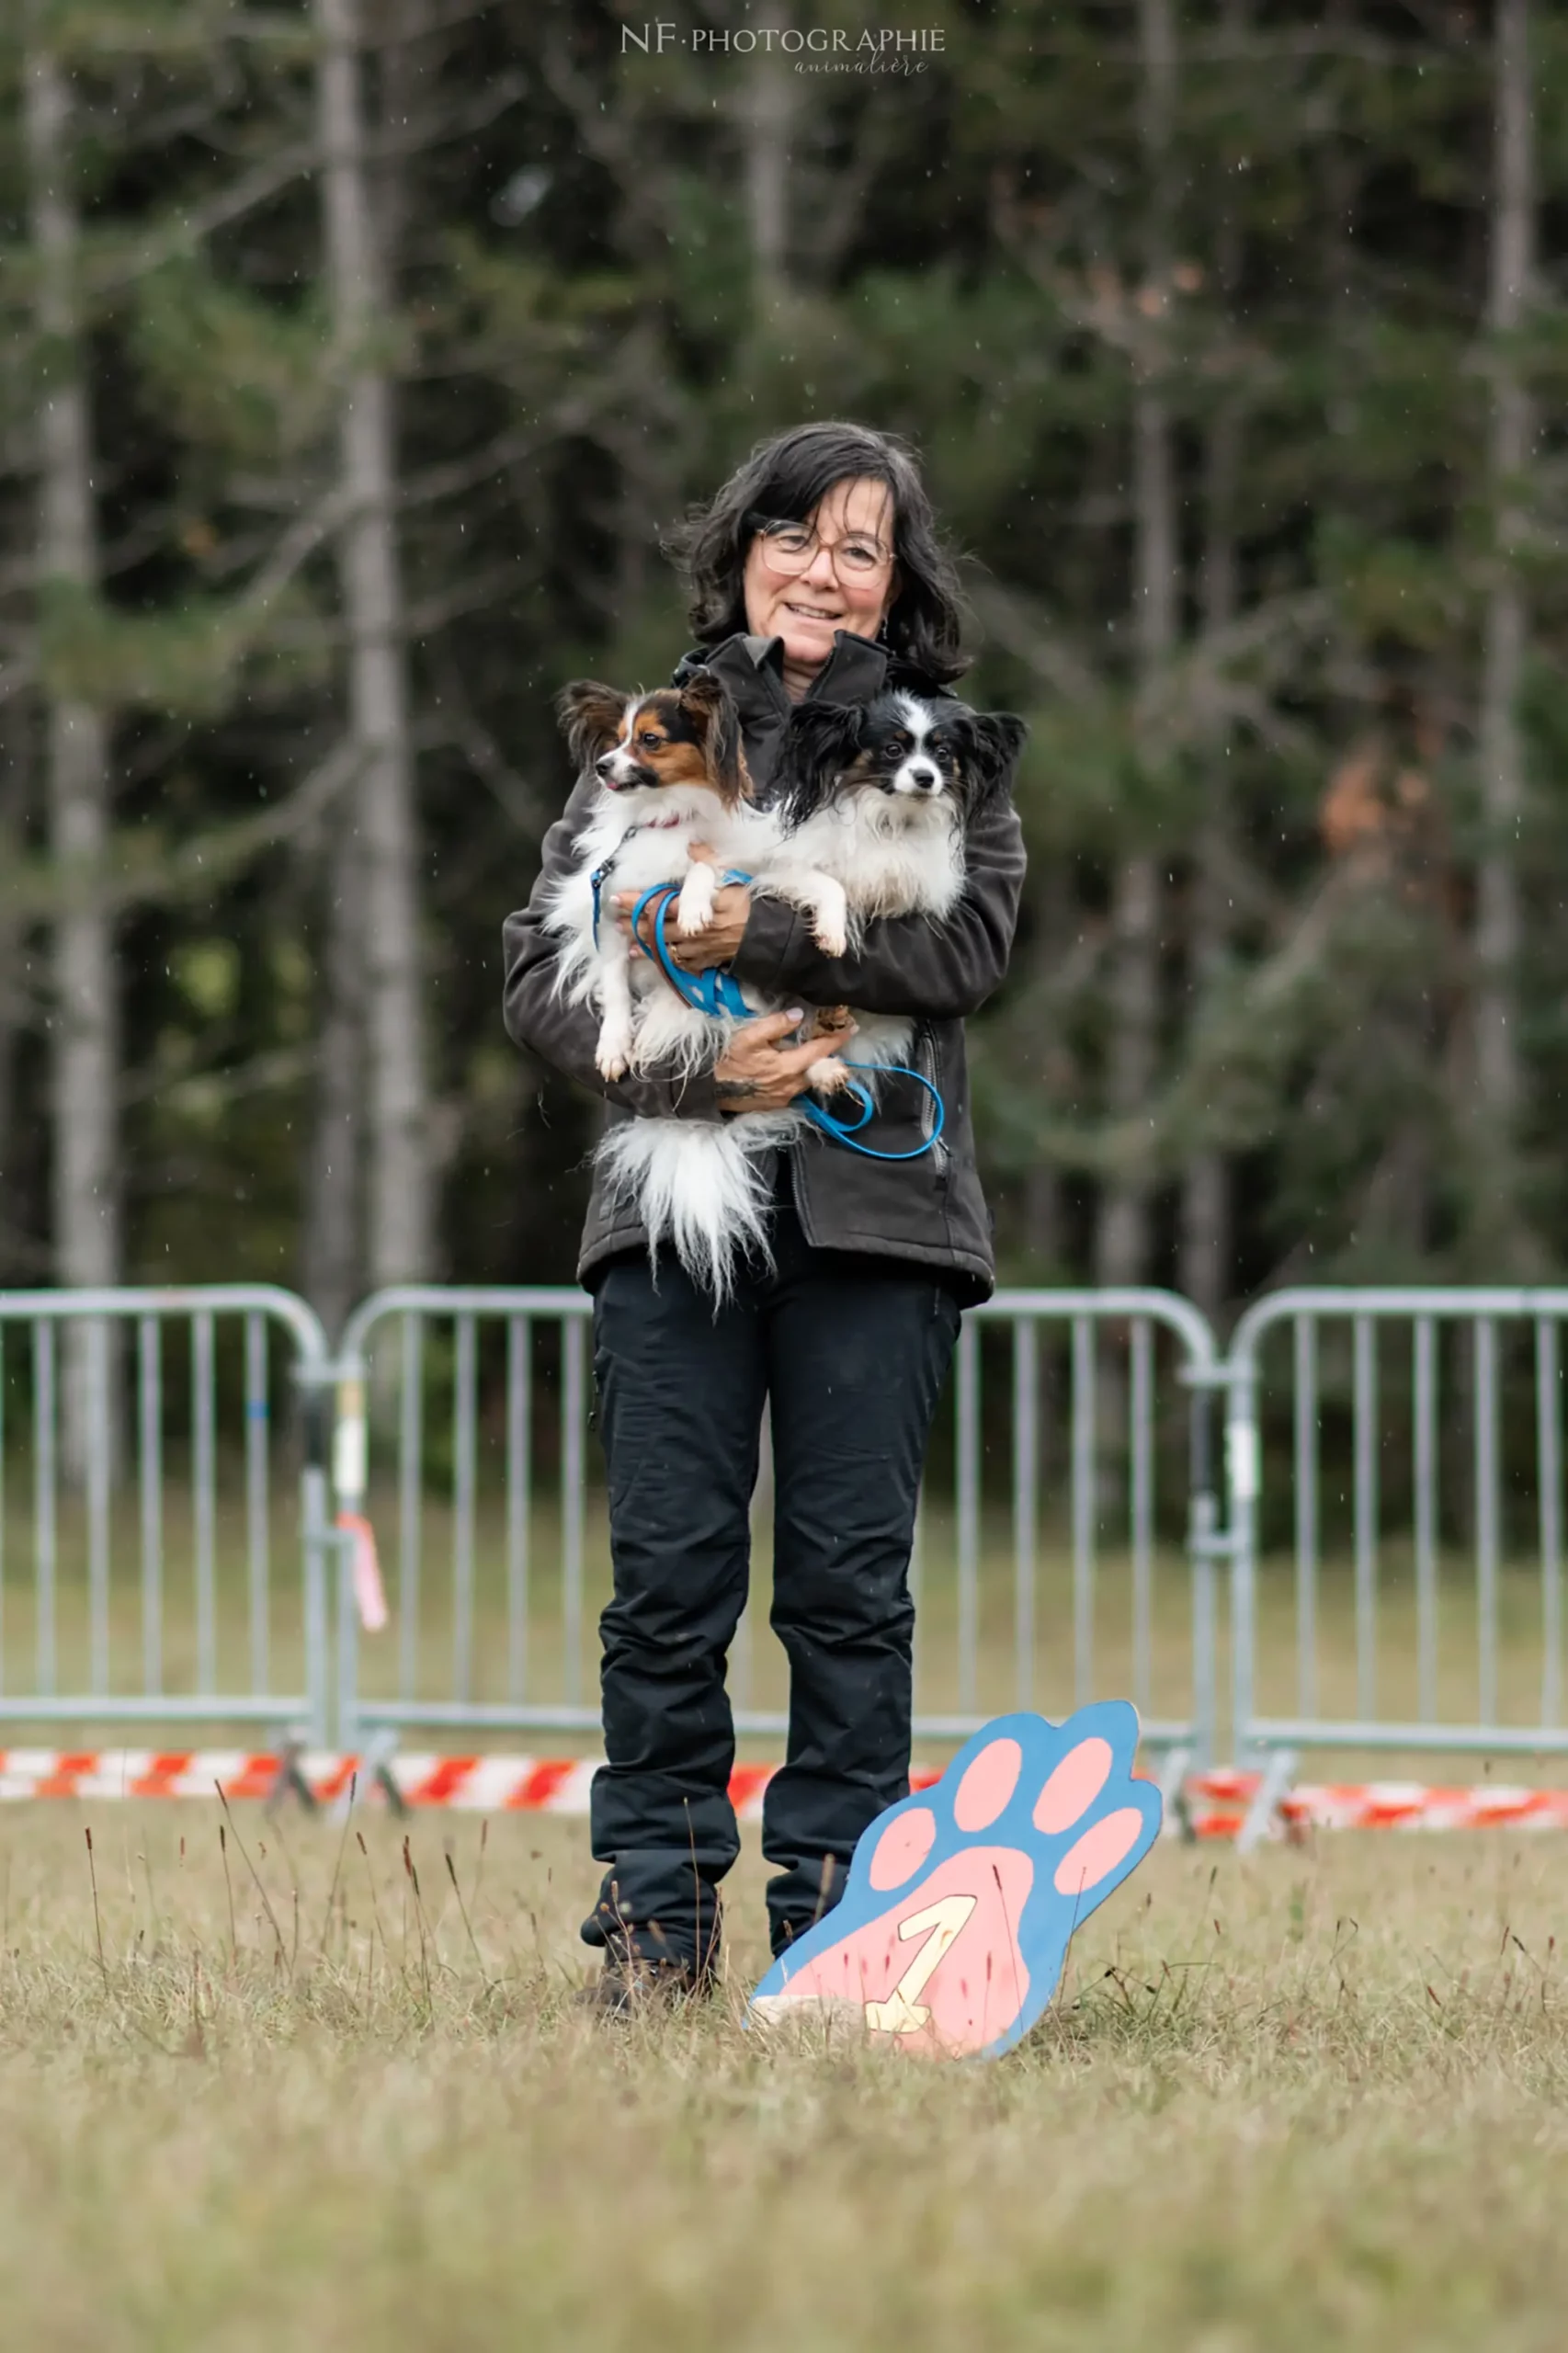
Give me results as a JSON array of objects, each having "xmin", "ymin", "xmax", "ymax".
[
  {"xmin": 302, "ymin": 801, "xmax": 365, "ymax": 1336},
  {"xmin": 0, "ymin": 712, "xmax": 26, "ymax": 1282},
  {"xmin": 744, "ymin": 6, "xmax": 793, "ymax": 316},
  {"xmin": 317, "ymin": 0, "xmax": 431, "ymax": 1291},
  {"xmin": 1474, "ymin": 0, "xmax": 1532, "ymax": 1212},
  {"xmin": 25, "ymin": 32, "xmax": 120, "ymax": 1477},
  {"xmin": 1096, "ymin": 0, "xmax": 1176, "ymax": 1291},
  {"xmin": 1178, "ymin": 392, "xmax": 1237, "ymax": 1320},
  {"xmin": 1179, "ymin": 11, "xmax": 1242, "ymax": 1323}
]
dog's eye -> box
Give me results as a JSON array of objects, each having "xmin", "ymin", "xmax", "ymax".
[
  {"xmin": 638, "ymin": 731, "xmax": 662, "ymax": 748},
  {"xmin": 887, "ymin": 734, "xmax": 909, "ymax": 753}
]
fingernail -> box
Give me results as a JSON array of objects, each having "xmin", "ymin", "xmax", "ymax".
[{"xmin": 787, "ymin": 1008, "xmax": 804, "ymax": 1022}]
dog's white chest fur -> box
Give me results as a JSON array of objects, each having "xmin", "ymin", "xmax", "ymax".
[
  {"xmin": 753, "ymin": 790, "xmax": 963, "ymax": 1068},
  {"xmin": 769, "ymin": 791, "xmax": 963, "ymax": 927}
]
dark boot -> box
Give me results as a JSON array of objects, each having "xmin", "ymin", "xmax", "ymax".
[{"xmin": 574, "ymin": 1953, "xmax": 716, "ymax": 2019}]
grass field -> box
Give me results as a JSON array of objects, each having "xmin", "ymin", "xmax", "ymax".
[{"xmin": 0, "ymin": 1801, "xmax": 1563, "ymax": 2349}]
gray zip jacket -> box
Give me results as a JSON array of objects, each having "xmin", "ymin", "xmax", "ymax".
[{"xmin": 501, "ymin": 628, "xmax": 1027, "ymax": 1303}]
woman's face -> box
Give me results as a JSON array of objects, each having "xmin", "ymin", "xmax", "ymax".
[{"xmin": 742, "ymin": 475, "xmax": 899, "ymax": 681}]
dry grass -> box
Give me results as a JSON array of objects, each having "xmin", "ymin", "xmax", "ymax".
[{"xmin": 0, "ymin": 1802, "xmax": 1562, "ymax": 2348}]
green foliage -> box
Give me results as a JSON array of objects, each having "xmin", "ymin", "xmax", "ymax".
[
  {"xmin": 36, "ymin": 576, "xmax": 322, "ymax": 715},
  {"xmin": 32, "ymin": 0, "xmax": 244, "ymax": 62},
  {"xmin": 131, "ymin": 260, "xmax": 334, "ymax": 464},
  {"xmin": 1, "ymin": 0, "xmax": 1566, "ymax": 1310}
]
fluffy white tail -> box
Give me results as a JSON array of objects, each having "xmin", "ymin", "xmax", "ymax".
[{"xmin": 596, "ymin": 1121, "xmax": 774, "ymax": 1301}]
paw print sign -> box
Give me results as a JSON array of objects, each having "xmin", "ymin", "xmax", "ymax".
[{"xmin": 749, "ymin": 1703, "xmax": 1160, "ymax": 2062}]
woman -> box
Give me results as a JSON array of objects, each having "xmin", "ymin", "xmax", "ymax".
[{"xmin": 503, "ymin": 421, "xmax": 1026, "ymax": 2007}]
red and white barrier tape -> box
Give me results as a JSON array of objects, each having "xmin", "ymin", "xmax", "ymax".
[
  {"xmin": 0, "ymin": 1751, "xmax": 1564, "ymax": 1831},
  {"xmin": 1186, "ymin": 1768, "xmax": 1568, "ymax": 1838},
  {"xmin": 0, "ymin": 1750, "xmax": 840, "ymax": 1814},
  {"xmin": 0, "ymin": 1751, "xmax": 607, "ymax": 1810}
]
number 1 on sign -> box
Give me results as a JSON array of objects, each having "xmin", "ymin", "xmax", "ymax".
[{"xmin": 863, "ymin": 1893, "xmax": 977, "ymax": 2035}]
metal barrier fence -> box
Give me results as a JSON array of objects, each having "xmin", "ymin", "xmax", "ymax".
[
  {"xmin": 15, "ymin": 1277, "xmax": 1568, "ymax": 1794},
  {"xmin": 333, "ymin": 1285, "xmax": 1225, "ymax": 1781},
  {"xmin": 1225, "ymin": 1288, "xmax": 1568, "ymax": 1836},
  {"xmin": 0, "ymin": 1288, "xmax": 335, "ymax": 1740}
]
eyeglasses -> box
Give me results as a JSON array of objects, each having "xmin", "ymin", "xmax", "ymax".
[{"xmin": 747, "ymin": 512, "xmax": 894, "ymax": 580}]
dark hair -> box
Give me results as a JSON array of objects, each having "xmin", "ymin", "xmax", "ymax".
[{"xmin": 669, "ymin": 422, "xmax": 969, "ymax": 686}]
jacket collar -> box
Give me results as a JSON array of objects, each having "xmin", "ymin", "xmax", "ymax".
[
  {"xmin": 675, "ymin": 628, "xmax": 892, "ymax": 720},
  {"xmin": 672, "ymin": 630, "xmax": 957, "ymax": 793}
]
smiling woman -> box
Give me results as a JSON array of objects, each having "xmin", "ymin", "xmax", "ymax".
[{"xmin": 502, "ymin": 421, "xmax": 1028, "ymax": 2014}]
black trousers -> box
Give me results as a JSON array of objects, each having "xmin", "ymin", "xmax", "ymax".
[{"xmin": 584, "ymin": 1188, "xmax": 960, "ymax": 1966}]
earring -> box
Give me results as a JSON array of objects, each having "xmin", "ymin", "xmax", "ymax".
[{"xmin": 876, "ymin": 613, "xmax": 891, "ymax": 646}]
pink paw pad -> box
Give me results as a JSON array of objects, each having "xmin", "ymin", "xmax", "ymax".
[{"xmin": 869, "ymin": 1806, "xmax": 937, "ymax": 1891}]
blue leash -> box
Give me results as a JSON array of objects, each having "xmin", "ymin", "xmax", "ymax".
[
  {"xmin": 627, "ymin": 877, "xmax": 947, "ymax": 1163},
  {"xmin": 631, "ymin": 873, "xmax": 756, "ymax": 1021}
]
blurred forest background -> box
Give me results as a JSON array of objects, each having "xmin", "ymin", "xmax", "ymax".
[{"xmin": 0, "ymin": 0, "xmax": 1563, "ymax": 1336}]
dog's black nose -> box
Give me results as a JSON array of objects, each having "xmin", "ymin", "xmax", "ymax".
[
  {"xmin": 909, "ymin": 764, "xmax": 939, "ymax": 790},
  {"xmin": 595, "ymin": 750, "xmax": 617, "ymax": 777}
]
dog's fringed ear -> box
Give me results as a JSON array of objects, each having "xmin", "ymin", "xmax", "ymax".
[
  {"xmin": 556, "ymin": 680, "xmax": 628, "ymax": 777},
  {"xmin": 775, "ymin": 703, "xmax": 866, "ymax": 827},
  {"xmin": 677, "ymin": 667, "xmax": 748, "ymax": 801},
  {"xmin": 962, "ymin": 712, "xmax": 1028, "ymax": 814}
]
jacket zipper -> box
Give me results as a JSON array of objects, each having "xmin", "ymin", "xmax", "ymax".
[
  {"xmin": 916, "ymin": 1021, "xmax": 949, "ymax": 1175},
  {"xmin": 788, "ymin": 1137, "xmax": 819, "ymax": 1242}
]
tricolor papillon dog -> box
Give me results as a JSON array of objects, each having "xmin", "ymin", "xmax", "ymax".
[
  {"xmin": 544, "ymin": 671, "xmax": 778, "ymax": 1084},
  {"xmin": 546, "ymin": 676, "xmax": 1025, "ymax": 1297}
]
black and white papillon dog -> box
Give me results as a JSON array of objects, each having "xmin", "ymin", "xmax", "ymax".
[
  {"xmin": 723, "ymin": 690, "xmax": 1028, "ymax": 1091},
  {"xmin": 549, "ymin": 681, "xmax": 1027, "ymax": 1298},
  {"xmin": 756, "ymin": 690, "xmax": 1027, "ymax": 1070}
]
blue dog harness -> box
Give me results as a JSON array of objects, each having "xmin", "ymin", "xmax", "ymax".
[{"xmin": 626, "ymin": 874, "xmax": 946, "ymax": 1163}]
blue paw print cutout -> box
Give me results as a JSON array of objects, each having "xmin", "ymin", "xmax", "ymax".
[{"xmin": 750, "ymin": 1701, "xmax": 1161, "ymax": 2062}]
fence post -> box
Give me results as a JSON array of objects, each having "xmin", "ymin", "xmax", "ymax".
[
  {"xmin": 1186, "ymin": 1373, "xmax": 1220, "ymax": 1768},
  {"xmin": 301, "ymin": 1459, "xmax": 332, "ymax": 1749},
  {"xmin": 1226, "ymin": 1353, "xmax": 1260, "ymax": 1768},
  {"xmin": 330, "ymin": 1354, "xmax": 369, "ymax": 1751},
  {"xmin": 296, "ymin": 1336, "xmax": 339, "ymax": 1751}
]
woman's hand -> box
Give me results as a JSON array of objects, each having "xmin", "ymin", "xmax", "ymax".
[
  {"xmin": 613, "ymin": 845, "xmax": 751, "ymax": 975},
  {"xmin": 712, "ymin": 1011, "xmax": 856, "ymax": 1117}
]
